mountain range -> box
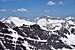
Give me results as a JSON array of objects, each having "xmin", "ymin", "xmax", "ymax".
[{"xmin": 0, "ymin": 16, "xmax": 75, "ymax": 50}]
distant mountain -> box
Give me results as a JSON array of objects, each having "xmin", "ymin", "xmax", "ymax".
[{"xmin": 0, "ymin": 16, "xmax": 75, "ymax": 50}]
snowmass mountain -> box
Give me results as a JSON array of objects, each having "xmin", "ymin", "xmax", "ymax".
[
  {"xmin": 0, "ymin": 16, "xmax": 75, "ymax": 50},
  {"xmin": 2, "ymin": 16, "xmax": 35, "ymax": 27}
]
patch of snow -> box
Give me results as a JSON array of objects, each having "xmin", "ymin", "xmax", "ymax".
[
  {"xmin": 26, "ymin": 37, "xmax": 47, "ymax": 42},
  {"xmin": 61, "ymin": 34, "xmax": 75, "ymax": 46}
]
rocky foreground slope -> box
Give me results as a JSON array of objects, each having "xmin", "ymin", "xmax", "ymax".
[{"xmin": 0, "ymin": 16, "xmax": 75, "ymax": 50}]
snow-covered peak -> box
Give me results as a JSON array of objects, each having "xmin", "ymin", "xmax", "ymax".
[
  {"xmin": 3, "ymin": 16, "xmax": 35, "ymax": 27},
  {"xmin": 65, "ymin": 16, "xmax": 74, "ymax": 20},
  {"xmin": 37, "ymin": 18, "xmax": 64, "ymax": 31},
  {"xmin": 37, "ymin": 16, "xmax": 75, "ymax": 31}
]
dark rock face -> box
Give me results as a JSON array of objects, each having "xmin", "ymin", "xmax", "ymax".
[
  {"xmin": 71, "ymin": 28, "xmax": 75, "ymax": 35},
  {"xmin": 0, "ymin": 21, "xmax": 75, "ymax": 50},
  {"xmin": 0, "ymin": 21, "xmax": 8, "ymax": 29}
]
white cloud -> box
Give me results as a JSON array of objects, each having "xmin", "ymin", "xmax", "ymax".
[
  {"xmin": 47, "ymin": 1, "xmax": 64, "ymax": 6},
  {"xmin": 12, "ymin": 9, "xmax": 17, "ymax": 12},
  {"xmin": 44, "ymin": 10, "xmax": 50, "ymax": 13},
  {"xmin": 0, "ymin": 0, "xmax": 16, "ymax": 2},
  {"xmin": 47, "ymin": 1, "xmax": 56, "ymax": 6},
  {"xmin": 0, "ymin": 9, "xmax": 7, "ymax": 12},
  {"xmin": 59, "ymin": 1, "xmax": 64, "ymax": 5},
  {"xmin": 0, "ymin": 8, "xmax": 30, "ymax": 13},
  {"xmin": 17, "ymin": 8, "xmax": 29, "ymax": 12}
]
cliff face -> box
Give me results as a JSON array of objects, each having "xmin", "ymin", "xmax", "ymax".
[
  {"xmin": 0, "ymin": 21, "xmax": 8, "ymax": 29},
  {"xmin": 0, "ymin": 16, "xmax": 75, "ymax": 50}
]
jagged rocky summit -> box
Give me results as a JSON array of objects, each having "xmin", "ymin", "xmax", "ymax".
[{"xmin": 0, "ymin": 16, "xmax": 75, "ymax": 50}]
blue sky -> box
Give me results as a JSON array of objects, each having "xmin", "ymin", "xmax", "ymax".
[{"xmin": 0, "ymin": 0, "xmax": 75, "ymax": 18}]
